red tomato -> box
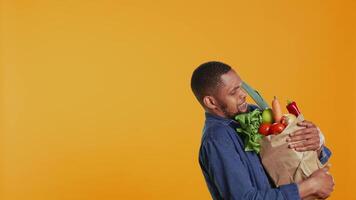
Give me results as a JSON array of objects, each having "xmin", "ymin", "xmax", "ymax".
[
  {"xmin": 280, "ymin": 116, "xmax": 288, "ymax": 126},
  {"xmin": 269, "ymin": 123, "xmax": 286, "ymax": 135},
  {"xmin": 258, "ymin": 123, "xmax": 271, "ymax": 136}
]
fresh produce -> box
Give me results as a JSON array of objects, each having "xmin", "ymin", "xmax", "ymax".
[
  {"xmin": 286, "ymin": 100, "xmax": 301, "ymax": 117},
  {"xmin": 269, "ymin": 123, "xmax": 286, "ymax": 135},
  {"xmin": 280, "ymin": 116, "xmax": 288, "ymax": 126},
  {"xmin": 241, "ymin": 82, "xmax": 270, "ymax": 110},
  {"xmin": 262, "ymin": 109, "xmax": 274, "ymax": 123},
  {"xmin": 272, "ymin": 96, "xmax": 283, "ymax": 123},
  {"xmin": 235, "ymin": 81, "xmax": 303, "ymax": 153},
  {"xmin": 280, "ymin": 114, "xmax": 297, "ymax": 126},
  {"xmin": 234, "ymin": 109, "xmax": 263, "ymax": 153},
  {"xmin": 258, "ymin": 123, "xmax": 272, "ymax": 136}
]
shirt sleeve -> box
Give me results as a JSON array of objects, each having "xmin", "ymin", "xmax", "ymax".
[
  {"xmin": 319, "ymin": 146, "xmax": 332, "ymax": 165},
  {"xmin": 316, "ymin": 128, "xmax": 332, "ymax": 164},
  {"xmin": 201, "ymin": 126, "xmax": 301, "ymax": 200}
]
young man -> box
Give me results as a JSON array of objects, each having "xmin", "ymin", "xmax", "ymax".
[{"xmin": 191, "ymin": 61, "xmax": 334, "ymax": 200}]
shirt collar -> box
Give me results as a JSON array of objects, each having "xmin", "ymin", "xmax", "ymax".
[
  {"xmin": 205, "ymin": 112, "xmax": 238, "ymax": 126},
  {"xmin": 204, "ymin": 103, "xmax": 260, "ymax": 127}
]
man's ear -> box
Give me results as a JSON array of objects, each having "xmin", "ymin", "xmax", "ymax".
[{"xmin": 203, "ymin": 96, "xmax": 218, "ymax": 110}]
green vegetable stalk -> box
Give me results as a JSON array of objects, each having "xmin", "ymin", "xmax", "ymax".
[
  {"xmin": 234, "ymin": 109, "xmax": 263, "ymax": 154},
  {"xmin": 241, "ymin": 82, "xmax": 269, "ymax": 110}
]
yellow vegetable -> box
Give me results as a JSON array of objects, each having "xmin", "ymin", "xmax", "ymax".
[{"xmin": 272, "ymin": 96, "xmax": 282, "ymax": 123}]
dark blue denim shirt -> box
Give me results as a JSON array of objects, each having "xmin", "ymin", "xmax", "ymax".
[{"xmin": 199, "ymin": 104, "xmax": 331, "ymax": 200}]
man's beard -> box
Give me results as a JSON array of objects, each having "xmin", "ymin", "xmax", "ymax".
[
  {"xmin": 219, "ymin": 103, "xmax": 237, "ymax": 119},
  {"xmin": 219, "ymin": 102, "xmax": 248, "ymax": 119}
]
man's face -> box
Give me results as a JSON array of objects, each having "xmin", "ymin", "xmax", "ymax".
[{"xmin": 213, "ymin": 70, "xmax": 248, "ymax": 118}]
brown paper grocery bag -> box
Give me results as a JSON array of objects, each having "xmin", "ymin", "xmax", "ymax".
[{"xmin": 259, "ymin": 114, "xmax": 325, "ymax": 188}]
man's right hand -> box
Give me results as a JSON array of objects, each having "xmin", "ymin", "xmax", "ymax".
[{"xmin": 297, "ymin": 165, "xmax": 335, "ymax": 199}]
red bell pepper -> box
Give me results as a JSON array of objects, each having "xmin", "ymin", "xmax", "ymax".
[{"xmin": 286, "ymin": 100, "xmax": 301, "ymax": 117}]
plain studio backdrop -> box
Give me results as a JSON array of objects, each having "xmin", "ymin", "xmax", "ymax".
[{"xmin": 1, "ymin": 0, "xmax": 355, "ymax": 199}]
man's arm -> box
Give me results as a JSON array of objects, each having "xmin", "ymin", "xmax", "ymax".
[
  {"xmin": 201, "ymin": 126, "xmax": 300, "ymax": 200},
  {"xmin": 250, "ymin": 103, "xmax": 332, "ymax": 164},
  {"xmin": 287, "ymin": 120, "xmax": 332, "ymax": 164},
  {"xmin": 297, "ymin": 165, "xmax": 334, "ymax": 199}
]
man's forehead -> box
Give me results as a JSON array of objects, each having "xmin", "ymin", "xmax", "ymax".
[{"xmin": 220, "ymin": 70, "xmax": 243, "ymax": 88}]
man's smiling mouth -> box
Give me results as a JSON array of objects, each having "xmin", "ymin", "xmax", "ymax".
[{"xmin": 238, "ymin": 102, "xmax": 248, "ymax": 111}]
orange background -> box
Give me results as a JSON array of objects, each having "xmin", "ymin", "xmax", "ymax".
[{"xmin": 1, "ymin": 0, "xmax": 355, "ymax": 199}]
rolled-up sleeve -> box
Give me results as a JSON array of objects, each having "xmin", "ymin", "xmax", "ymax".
[
  {"xmin": 319, "ymin": 146, "xmax": 332, "ymax": 165},
  {"xmin": 201, "ymin": 126, "xmax": 300, "ymax": 200}
]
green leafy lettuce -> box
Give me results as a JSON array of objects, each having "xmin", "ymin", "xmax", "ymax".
[{"xmin": 234, "ymin": 109, "xmax": 263, "ymax": 154}]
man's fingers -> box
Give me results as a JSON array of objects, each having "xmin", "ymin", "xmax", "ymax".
[
  {"xmin": 287, "ymin": 134, "xmax": 314, "ymax": 142},
  {"xmin": 290, "ymin": 127, "xmax": 318, "ymax": 137},
  {"xmin": 297, "ymin": 120, "xmax": 316, "ymax": 128},
  {"xmin": 287, "ymin": 129, "xmax": 319, "ymax": 142},
  {"xmin": 286, "ymin": 120, "xmax": 322, "ymax": 151},
  {"xmin": 289, "ymin": 128, "xmax": 313, "ymax": 136},
  {"xmin": 297, "ymin": 120, "xmax": 313, "ymax": 125},
  {"xmin": 289, "ymin": 138, "xmax": 319, "ymax": 148},
  {"xmin": 294, "ymin": 144, "xmax": 320, "ymax": 152},
  {"xmin": 289, "ymin": 129, "xmax": 308, "ymax": 138}
]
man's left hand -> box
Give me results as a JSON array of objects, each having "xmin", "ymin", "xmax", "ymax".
[{"xmin": 286, "ymin": 120, "xmax": 322, "ymax": 152}]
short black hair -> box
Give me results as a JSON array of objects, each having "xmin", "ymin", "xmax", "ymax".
[{"xmin": 190, "ymin": 61, "xmax": 232, "ymax": 106}]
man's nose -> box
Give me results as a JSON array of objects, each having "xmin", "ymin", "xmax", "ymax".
[{"xmin": 240, "ymin": 90, "xmax": 247, "ymax": 99}]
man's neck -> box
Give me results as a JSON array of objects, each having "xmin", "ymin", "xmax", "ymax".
[{"xmin": 206, "ymin": 109, "xmax": 227, "ymax": 119}]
